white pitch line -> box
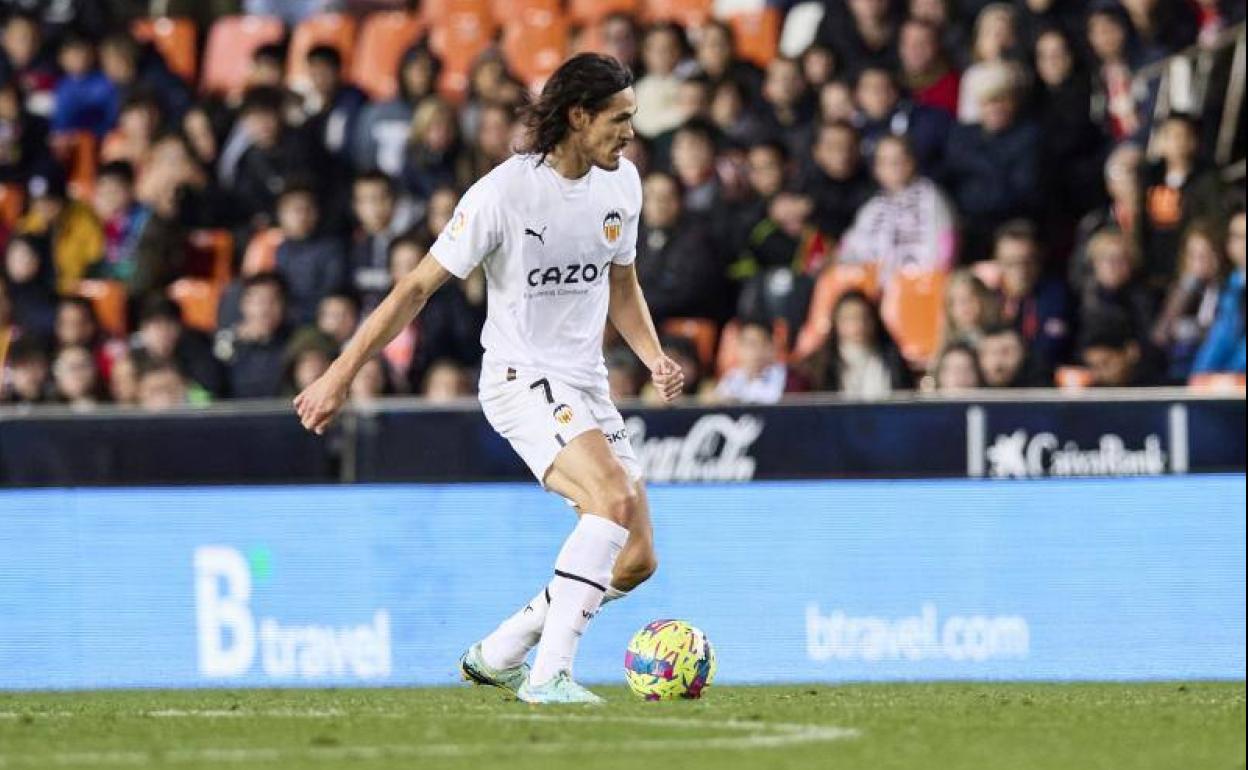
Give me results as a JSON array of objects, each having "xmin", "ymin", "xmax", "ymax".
[{"xmin": 0, "ymin": 713, "xmax": 859, "ymax": 766}]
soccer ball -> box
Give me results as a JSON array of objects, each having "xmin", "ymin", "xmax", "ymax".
[{"xmin": 624, "ymin": 619, "xmax": 716, "ymax": 700}]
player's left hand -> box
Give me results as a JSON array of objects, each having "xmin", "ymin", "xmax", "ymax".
[{"xmin": 649, "ymin": 355, "xmax": 685, "ymax": 403}]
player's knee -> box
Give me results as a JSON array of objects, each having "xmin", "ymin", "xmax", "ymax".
[{"xmin": 597, "ymin": 476, "xmax": 638, "ymax": 527}]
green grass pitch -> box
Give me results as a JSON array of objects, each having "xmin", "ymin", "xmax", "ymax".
[{"xmin": 1, "ymin": 682, "xmax": 1242, "ymax": 769}]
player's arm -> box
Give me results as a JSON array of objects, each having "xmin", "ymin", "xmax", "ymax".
[
  {"xmin": 608, "ymin": 263, "xmax": 683, "ymax": 402},
  {"xmin": 294, "ymin": 256, "xmax": 453, "ymax": 434}
]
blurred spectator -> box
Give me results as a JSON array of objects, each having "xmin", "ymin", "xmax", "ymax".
[
  {"xmin": 635, "ymin": 170, "xmax": 727, "ymax": 323},
  {"xmin": 1072, "ymin": 142, "xmax": 1143, "ymax": 290},
  {"xmin": 899, "ymin": 17, "xmax": 960, "ymax": 117},
  {"xmin": 1086, "ymin": 3, "xmax": 1145, "ymax": 141},
  {"xmin": 213, "ymin": 272, "xmax": 291, "ymax": 398},
  {"xmin": 714, "ymin": 318, "xmax": 805, "ymax": 404},
  {"xmin": 182, "ymin": 104, "xmax": 222, "ymax": 171},
  {"xmin": 852, "ymin": 65, "xmax": 950, "ymax": 173},
  {"xmin": 817, "ymin": 0, "xmax": 899, "ymax": 71},
  {"xmin": 382, "ymin": 232, "xmax": 482, "ymax": 393},
  {"xmin": 272, "ymin": 183, "xmax": 347, "ymax": 325},
  {"xmin": 400, "ymin": 96, "xmax": 470, "ymax": 201},
  {"xmin": 465, "ymin": 102, "xmax": 516, "ymax": 182},
  {"xmin": 350, "ymin": 356, "xmax": 394, "ymax": 405},
  {"xmin": 942, "ymin": 64, "xmax": 1041, "ymax": 261},
  {"xmin": 634, "ymin": 23, "xmax": 688, "ymax": 139},
  {"xmin": 817, "ymin": 79, "xmax": 856, "ymax": 124},
  {"xmin": 85, "ymin": 161, "xmax": 141, "ymax": 282},
  {"xmin": 733, "ymin": 186, "xmax": 822, "ymax": 331},
  {"xmin": 804, "ymin": 290, "xmax": 912, "ymax": 398},
  {"xmin": 100, "ymin": 94, "xmax": 159, "ymax": 169},
  {"xmin": 709, "ymin": 77, "xmax": 768, "ymax": 148},
  {"xmin": 135, "ymin": 359, "xmax": 189, "ymax": 410},
  {"xmin": 909, "ymin": 0, "xmax": 969, "ymax": 67},
  {"xmin": 1078, "ymin": 227, "xmax": 1158, "ymax": 343},
  {"xmin": 229, "ymin": 87, "xmax": 320, "ymax": 229},
  {"xmin": 0, "ymin": 12, "xmax": 57, "ymax": 116},
  {"xmin": 51, "ymin": 343, "xmax": 100, "ymax": 409},
  {"xmin": 1016, "ymin": 0, "xmax": 1085, "ymax": 49},
  {"xmin": 605, "ymin": 342, "xmax": 643, "ymax": 400},
  {"xmin": 598, "ymin": 13, "xmax": 640, "ymax": 72},
  {"xmin": 53, "ymin": 295, "xmax": 121, "ymax": 381},
  {"xmin": 940, "ymin": 267, "xmax": 1001, "ymax": 346},
  {"xmin": 301, "ymin": 45, "xmax": 367, "ymax": 166},
  {"xmin": 281, "ymin": 326, "xmax": 337, "ymax": 396},
  {"xmin": 799, "ymin": 121, "xmax": 873, "ymax": 240},
  {"xmin": 108, "ymin": 349, "xmax": 139, "ymax": 405},
  {"xmin": 350, "ymin": 170, "xmax": 417, "ymax": 311},
  {"xmin": 2, "ymin": 334, "xmax": 53, "ymax": 404},
  {"xmin": 669, "ymin": 119, "xmax": 723, "ymax": 214},
  {"xmin": 800, "ymin": 43, "xmax": 838, "ymax": 94},
  {"xmin": 992, "ymin": 220, "xmax": 1073, "ymax": 368},
  {"xmin": 1079, "ymin": 308, "xmax": 1162, "ymax": 386},
  {"xmin": 958, "ymin": 3, "xmax": 1022, "ymax": 125},
  {"xmin": 17, "ymin": 167, "xmax": 104, "ymax": 294},
  {"xmin": 422, "ymin": 358, "xmax": 471, "ymax": 402},
  {"xmin": 1191, "ymin": 208, "xmax": 1246, "ymax": 375},
  {"xmin": 127, "ymin": 133, "xmax": 204, "ymax": 300},
  {"xmin": 353, "ymin": 43, "xmax": 440, "ymax": 176},
  {"xmin": 1151, "ymin": 220, "xmax": 1228, "ymax": 381},
  {"xmin": 1032, "ymin": 26, "xmax": 1109, "ymax": 238},
  {"xmin": 928, "ymin": 340, "xmax": 985, "ymax": 391},
  {"xmin": 760, "ymin": 56, "xmax": 815, "ymax": 161},
  {"xmin": 133, "ymin": 296, "xmax": 223, "ymax": 397},
  {"xmin": 3, "ymin": 233, "xmax": 55, "ymax": 336},
  {"xmin": 1137, "ymin": 113, "xmax": 1226, "ymax": 287},
  {"xmin": 0, "ymin": 78, "xmax": 51, "ymax": 184},
  {"xmin": 975, "ymin": 322, "xmax": 1051, "ymax": 386},
  {"xmin": 691, "ymin": 20, "xmax": 762, "ymax": 99},
  {"xmin": 316, "ymin": 292, "xmax": 359, "ymax": 348},
  {"xmin": 1118, "ymin": 0, "xmax": 1198, "ymax": 60},
  {"xmin": 838, "ymin": 135, "xmax": 957, "ymax": 287},
  {"xmin": 98, "ymin": 32, "xmax": 190, "ymax": 124},
  {"xmin": 51, "ymin": 32, "xmax": 117, "ymax": 137}
]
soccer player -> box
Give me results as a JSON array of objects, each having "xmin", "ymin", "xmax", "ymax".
[{"xmin": 293, "ymin": 54, "xmax": 683, "ymax": 703}]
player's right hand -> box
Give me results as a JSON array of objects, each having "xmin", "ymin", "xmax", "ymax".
[{"xmin": 293, "ymin": 372, "xmax": 348, "ymax": 435}]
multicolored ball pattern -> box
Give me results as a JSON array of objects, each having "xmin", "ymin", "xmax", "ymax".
[{"xmin": 623, "ymin": 619, "xmax": 716, "ymax": 700}]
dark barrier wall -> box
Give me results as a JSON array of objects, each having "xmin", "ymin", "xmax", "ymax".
[{"xmin": 1, "ymin": 393, "xmax": 1243, "ymax": 486}]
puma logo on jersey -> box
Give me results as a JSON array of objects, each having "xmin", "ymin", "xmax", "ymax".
[
  {"xmin": 524, "ymin": 225, "xmax": 547, "ymax": 245},
  {"xmin": 527, "ymin": 260, "xmax": 613, "ymax": 287}
]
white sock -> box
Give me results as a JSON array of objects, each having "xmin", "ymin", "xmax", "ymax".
[
  {"xmin": 529, "ymin": 514, "xmax": 629, "ymax": 686},
  {"xmin": 480, "ymin": 582, "xmax": 630, "ymax": 669},
  {"xmin": 480, "ymin": 585, "xmax": 551, "ymax": 669}
]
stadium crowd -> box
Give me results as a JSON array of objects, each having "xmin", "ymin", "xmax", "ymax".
[{"xmin": 0, "ymin": 0, "xmax": 1244, "ymax": 412}]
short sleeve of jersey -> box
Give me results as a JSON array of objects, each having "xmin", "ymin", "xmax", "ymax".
[
  {"xmin": 430, "ymin": 177, "xmax": 504, "ymax": 279},
  {"xmin": 612, "ymin": 160, "xmax": 643, "ymax": 266}
]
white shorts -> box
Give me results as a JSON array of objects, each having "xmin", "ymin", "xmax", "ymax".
[{"xmin": 478, "ymin": 365, "xmax": 641, "ymax": 487}]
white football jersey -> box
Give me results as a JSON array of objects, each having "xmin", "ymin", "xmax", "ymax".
[{"xmin": 430, "ymin": 154, "xmax": 642, "ymax": 389}]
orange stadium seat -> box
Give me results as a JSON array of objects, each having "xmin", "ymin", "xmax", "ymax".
[
  {"xmin": 130, "ymin": 17, "xmax": 198, "ymax": 84},
  {"xmin": 167, "ymin": 278, "xmax": 222, "ymax": 333},
  {"xmin": 661, "ymin": 317, "xmax": 719, "ymax": 372},
  {"xmin": 569, "ymin": 0, "xmax": 639, "ymax": 26},
  {"xmin": 716, "ymin": 317, "xmax": 789, "ymax": 376},
  {"xmin": 502, "ymin": 12, "xmax": 569, "ymax": 89},
  {"xmin": 494, "ymin": 0, "xmax": 562, "ymax": 24},
  {"xmin": 0, "ymin": 183, "xmax": 24, "ymax": 229},
  {"xmin": 287, "ymin": 13, "xmax": 358, "ymax": 91},
  {"xmin": 880, "ymin": 269, "xmax": 946, "ymax": 367},
  {"xmin": 201, "ymin": 15, "xmax": 286, "ymax": 97},
  {"xmin": 1054, "ymin": 366, "xmax": 1093, "ymax": 389},
  {"xmin": 642, "ymin": 0, "xmax": 711, "ymax": 27},
  {"xmin": 49, "ymin": 130, "xmax": 97, "ymax": 200},
  {"xmin": 1187, "ymin": 372, "xmax": 1247, "ymax": 394},
  {"xmin": 351, "ymin": 12, "xmax": 427, "ymax": 101},
  {"xmin": 792, "ymin": 262, "xmax": 880, "ymax": 360},
  {"xmin": 428, "ymin": 0, "xmax": 499, "ymax": 101},
  {"xmin": 727, "ymin": 8, "xmax": 780, "ymax": 69},
  {"xmin": 76, "ymin": 279, "xmax": 128, "ymax": 337},
  {"xmin": 184, "ymin": 229, "xmax": 235, "ymax": 289},
  {"xmin": 241, "ymin": 228, "xmax": 284, "ymax": 276}
]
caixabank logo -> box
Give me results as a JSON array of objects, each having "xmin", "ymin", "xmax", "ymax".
[{"xmin": 194, "ymin": 546, "xmax": 392, "ymax": 682}]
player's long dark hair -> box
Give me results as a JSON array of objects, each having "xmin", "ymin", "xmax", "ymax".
[{"xmin": 517, "ymin": 53, "xmax": 633, "ymax": 163}]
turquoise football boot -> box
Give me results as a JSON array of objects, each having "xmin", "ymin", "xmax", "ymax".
[
  {"xmin": 516, "ymin": 671, "xmax": 604, "ymax": 704},
  {"xmin": 459, "ymin": 642, "xmax": 529, "ymax": 695}
]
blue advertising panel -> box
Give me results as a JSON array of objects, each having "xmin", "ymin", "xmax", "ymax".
[{"xmin": 0, "ymin": 476, "xmax": 1243, "ymax": 689}]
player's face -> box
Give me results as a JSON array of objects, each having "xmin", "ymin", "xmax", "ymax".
[{"xmin": 583, "ymin": 88, "xmax": 637, "ymax": 171}]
